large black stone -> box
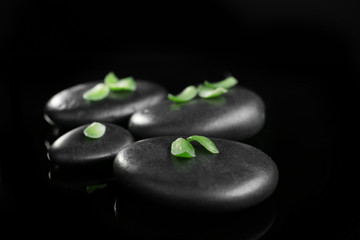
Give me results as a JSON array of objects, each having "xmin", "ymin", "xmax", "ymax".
[
  {"xmin": 44, "ymin": 80, "xmax": 167, "ymax": 129},
  {"xmin": 48, "ymin": 122, "xmax": 134, "ymax": 167},
  {"xmin": 129, "ymin": 86, "xmax": 265, "ymax": 140},
  {"xmin": 113, "ymin": 136, "xmax": 278, "ymax": 211}
]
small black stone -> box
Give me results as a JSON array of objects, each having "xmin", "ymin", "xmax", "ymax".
[
  {"xmin": 129, "ymin": 86, "xmax": 265, "ymax": 141},
  {"xmin": 113, "ymin": 136, "xmax": 278, "ymax": 211},
  {"xmin": 49, "ymin": 122, "xmax": 134, "ymax": 167},
  {"xmin": 44, "ymin": 80, "xmax": 167, "ymax": 129}
]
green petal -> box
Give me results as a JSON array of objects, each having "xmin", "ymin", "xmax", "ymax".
[
  {"xmin": 106, "ymin": 76, "xmax": 136, "ymax": 91},
  {"xmin": 168, "ymin": 85, "xmax": 198, "ymax": 103},
  {"xmin": 198, "ymin": 85, "xmax": 227, "ymax": 99},
  {"xmin": 104, "ymin": 71, "xmax": 119, "ymax": 84},
  {"xmin": 187, "ymin": 135, "xmax": 219, "ymax": 154},
  {"xmin": 82, "ymin": 83, "xmax": 110, "ymax": 101},
  {"xmin": 83, "ymin": 122, "xmax": 106, "ymax": 139},
  {"xmin": 171, "ymin": 138, "xmax": 196, "ymax": 158},
  {"xmin": 204, "ymin": 76, "xmax": 238, "ymax": 89}
]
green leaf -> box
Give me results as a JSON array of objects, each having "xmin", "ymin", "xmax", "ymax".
[
  {"xmin": 82, "ymin": 83, "xmax": 110, "ymax": 101},
  {"xmin": 104, "ymin": 72, "xmax": 136, "ymax": 91},
  {"xmin": 198, "ymin": 85, "xmax": 227, "ymax": 99},
  {"xmin": 86, "ymin": 184, "xmax": 107, "ymax": 194},
  {"xmin": 204, "ymin": 76, "xmax": 238, "ymax": 89},
  {"xmin": 171, "ymin": 138, "xmax": 196, "ymax": 158},
  {"xmin": 83, "ymin": 122, "xmax": 106, "ymax": 139},
  {"xmin": 187, "ymin": 135, "xmax": 219, "ymax": 154},
  {"xmin": 104, "ymin": 71, "xmax": 118, "ymax": 84},
  {"xmin": 168, "ymin": 85, "xmax": 198, "ymax": 103}
]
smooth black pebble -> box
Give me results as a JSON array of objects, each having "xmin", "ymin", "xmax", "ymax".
[
  {"xmin": 129, "ymin": 86, "xmax": 265, "ymax": 140},
  {"xmin": 113, "ymin": 136, "xmax": 278, "ymax": 211},
  {"xmin": 44, "ymin": 80, "xmax": 167, "ymax": 129},
  {"xmin": 48, "ymin": 122, "xmax": 134, "ymax": 167}
]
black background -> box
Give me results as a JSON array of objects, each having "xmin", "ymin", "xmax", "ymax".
[{"xmin": 1, "ymin": 0, "xmax": 360, "ymax": 239}]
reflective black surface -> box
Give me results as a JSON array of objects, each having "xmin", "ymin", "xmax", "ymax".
[
  {"xmin": 2, "ymin": 53, "xmax": 359, "ymax": 239},
  {"xmin": 1, "ymin": 1, "xmax": 360, "ymax": 236}
]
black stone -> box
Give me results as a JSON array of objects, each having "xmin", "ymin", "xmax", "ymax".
[
  {"xmin": 44, "ymin": 80, "xmax": 167, "ymax": 129},
  {"xmin": 113, "ymin": 136, "xmax": 278, "ymax": 211},
  {"xmin": 129, "ymin": 86, "xmax": 265, "ymax": 141},
  {"xmin": 48, "ymin": 122, "xmax": 134, "ymax": 167}
]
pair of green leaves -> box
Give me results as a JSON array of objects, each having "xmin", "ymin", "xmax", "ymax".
[
  {"xmin": 82, "ymin": 72, "xmax": 136, "ymax": 101},
  {"xmin": 168, "ymin": 76, "xmax": 238, "ymax": 103},
  {"xmin": 171, "ymin": 135, "xmax": 219, "ymax": 158}
]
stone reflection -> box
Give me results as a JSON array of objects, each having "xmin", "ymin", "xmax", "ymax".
[
  {"xmin": 111, "ymin": 193, "xmax": 276, "ymax": 240},
  {"xmin": 47, "ymin": 164, "xmax": 113, "ymax": 192},
  {"xmin": 43, "ymin": 118, "xmax": 67, "ymax": 149}
]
